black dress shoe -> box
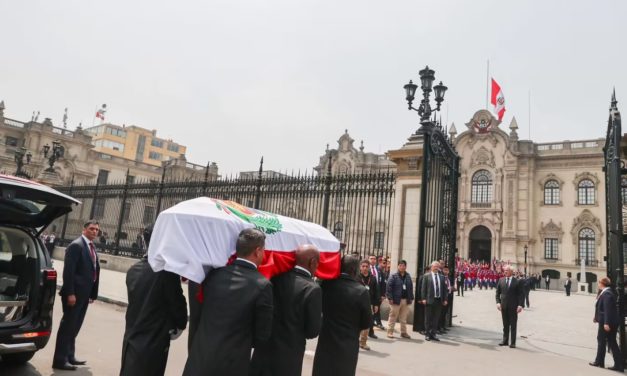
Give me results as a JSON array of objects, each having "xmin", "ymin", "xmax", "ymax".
[
  {"xmin": 368, "ymin": 333, "xmax": 378, "ymax": 339},
  {"xmin": 69, "ymin": 359, "xmax": 87, "ymax": 365},
  {"xmin": 589, "ymin": 362, "xmax": 604, "ymax": 368},
  {"xmin": 608, "ymin": 365, "xmax": 624, "ymax": 371},
  {"xmin": 431, "ymin": 336, "xmax": 440, "ymax": 341},
  {"xmin": 52, "ymin": 362, "xmax": 77, "ymax": 371},
  {"xmin": 509, "ymin": 344, "xmax": 516, "ymax": 348},
  {"xmin": 498, "ymin": 342, "xmax": 509, "ymax": 346}
]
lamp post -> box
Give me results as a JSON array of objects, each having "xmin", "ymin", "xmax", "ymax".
[
  {"xmin": 524, "ymin": 244, "xmax": 528, "ymax": 276},
  {"xmin": 14, "ymin": 147, "xmax": 32, "ymax": 178},
  {"xmin": 43, "ymin": 140, "xmax": 63, "ymax": 172},
  {"xmin": 404, "ymin": 65, "xmax": 448, "ymax": 132}
]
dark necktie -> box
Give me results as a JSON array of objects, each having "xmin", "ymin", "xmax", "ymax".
[
  {"xmin": 435, "ymin": 275, "xmax": 440, "ymax": 298},
  {"xmin": 88, "ymin": 242, "xmax": 97, "ymax": 282}
]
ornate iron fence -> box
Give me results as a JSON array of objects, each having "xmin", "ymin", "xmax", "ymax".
[{"xmin": 49, "ymin": 162, "xmax": 396, "ymax": 260}]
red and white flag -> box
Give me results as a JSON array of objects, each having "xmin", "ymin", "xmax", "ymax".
[
  {"xmin": 490, "ymin": 79, "xmax": 506, "ymax": 121},
  {"xmin": 95, "ymin": 104, "xmax": 107, "ymax": 120}
]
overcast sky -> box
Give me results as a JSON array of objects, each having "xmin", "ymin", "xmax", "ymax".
[{"xmin": 1, "ymin": 1, "xmax": 625, "ymax": 174}]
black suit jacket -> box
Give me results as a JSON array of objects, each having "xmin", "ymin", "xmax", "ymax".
[
  {"xmin": 421, "ymin": 272, "xmax": 448, "ymax": 305},
  {"xmin": 595, "ymin": 289, "xmax": 620, "ymax": 327},
  {"xmin": 312, "ymin": 274, "xmax": 372, "ymax": 376},
  {"xmin": 250, "ymin": 268, "xmax": 322, "ymax": 376},
  {"xmin": 183, "ymin": 259, "xmax": 273, "ymax": 376},
  {"xmin": 120, "ymin": 259, "xmax": 187, "ymax": 376},
  {"xmin": 495, "ymin": 277, "xmax": 524, "ymax": 310},
  {"xmin": 60, "ymin": 236, "xmax": 100, "ymax": 301}
]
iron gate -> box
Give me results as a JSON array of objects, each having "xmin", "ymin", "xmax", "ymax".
[{"xmin": 603, "ymin": 90, "xmax": 626, "ymax": 363}]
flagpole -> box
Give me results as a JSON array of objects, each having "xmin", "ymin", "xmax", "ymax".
[
  {"xmin": 486, "ymin": 59, "xmax": 490, "ymax": 110},
  {"xmin": 91, "ymin": 107, "xmax": 97, "ymax": 127},
  {"xmin": 528, "ymin": 90, "xmax": 531, "ymax": 139}
]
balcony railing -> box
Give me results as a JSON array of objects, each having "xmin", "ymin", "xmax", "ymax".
[
  {"xmin": 470, "ymin": 202, "xmax": 491, "ymax": 208},
  {"xmin": 575, "ymin": 258, "xmax": 599, "ymax": 267}
]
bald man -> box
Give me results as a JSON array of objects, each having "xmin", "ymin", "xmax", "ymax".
[{"xmin": 249, "ymin": 245, "xmax": 322, "ymax": 376}]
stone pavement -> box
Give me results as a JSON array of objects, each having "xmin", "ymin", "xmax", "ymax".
[{"xmin": 36, "ymin": 261, "xmax": 617, "ymax": 376}]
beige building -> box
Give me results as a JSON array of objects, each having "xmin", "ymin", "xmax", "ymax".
[
  {"xmin": 0, "ymin": 101, "xmax": 217, "ymax": 186},
  {"xmin": 323, "ymin": 111, "xmax": 608, "ymax": 292},
  {"xmin": 84, "ymin": 123, "xmax": 187, "ymax": 167},
  {"xmin": 453, "ymin": 109, "xmax": 605, "ymax": 290}
]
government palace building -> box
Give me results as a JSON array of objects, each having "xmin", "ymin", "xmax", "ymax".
[{"xmin": 319, "ymin": 109, "xmax": 607, "ymax": 291}]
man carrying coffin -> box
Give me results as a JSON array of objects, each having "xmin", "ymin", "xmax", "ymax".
[
  {"xmin": 120, "ymin": 225, "xmax": 187, "ymax": 376},
  {"xmin": 249, "ymin": 245, "xmax": 322, "ymax": 376},
  {"xmin": 312, "ymin": 254, "xmax": 372, "ymax": 376},
  {"xmin": 183, "ymin": 228, "xmax": 273, "ymax": 376}
]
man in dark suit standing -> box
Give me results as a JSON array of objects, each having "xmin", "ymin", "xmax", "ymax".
[
  {"xmin": 456, "ymin": 271, "xmax": 465, "ymax": 297},
  {"xmin": 590, "ymin": 277, "xmax": 623, "ymax": 371},
  {"xmin": 421, "ymin": 261, "xmax": 448, "ymax": 341},
  {"xmin": 495, "ymin": 266, "xmax": 524, "ymax": 348},
  {"xmin": 120, "ymin": 225, "xmax": 188, "ymax": 376},
  {"xmin": 564, "ymin": 275, "xmax": 572, "ymax": 296},
  {"xmin": 183, "ymin": 228, "xmax": 273, "ymax": 376},
  {"xmin": 53, "ymin": 220, "xmax": 101, "ymax": 371},
  {"xmin": 249, "ymin": 245, "xmax": 322, "ymax": 376},
  {"xmin": 312, "ymin": 254, "xmax": 372, "ymax": 376},
  {"xmin": 368, "ymin": 254, "xmax": 383, "ymax": 331}
]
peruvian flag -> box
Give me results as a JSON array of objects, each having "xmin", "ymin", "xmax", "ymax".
[
  {"xmin": 95, "ymin": 104, "xmax": 107, "ymax": 120},
  {"xmin": 490, "ymin": 79, "xmax": 506, "ymax": 121},
  {"xmin": 148, "ymin": 197, "xmax": 341, "ymax": 283}
]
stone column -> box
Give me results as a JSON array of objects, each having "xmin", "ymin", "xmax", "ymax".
[{"xmin": 387, "ymin": 134, "xmax": 425, "ymax": 276}]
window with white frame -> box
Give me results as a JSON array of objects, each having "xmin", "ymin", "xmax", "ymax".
[
  {"xmin": 471, "ymin": 170, "xmax": 492, "ymax": 204},
  {"xmin": 578, "ymin": 228, "xmax": 595, "ymax": 264},
  {"xmin": 544, "ymin": 180, "xmax": 560, "ymax": 205},
  {"xmin": 544, "ymin": 238, "xmax": 558, "ymax": 259},
  {"xmin": 577, "ymin": 179, "xmax": 595, "ymax": 205}
]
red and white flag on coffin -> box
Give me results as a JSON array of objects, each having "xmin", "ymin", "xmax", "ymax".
[
  {"xmin": 148, "ymin": 197, "xmax": 341, "ymax": 283},
  {"xmin": 490, "ymin": 79, "xmax": 506, "ymax": 121}
]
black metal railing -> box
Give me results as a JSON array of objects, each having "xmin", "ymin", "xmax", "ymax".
[{"xmin": 48, "ymin": 163, "xmax": 396, "ymax": 260}]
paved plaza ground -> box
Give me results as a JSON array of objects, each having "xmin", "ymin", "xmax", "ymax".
[{"xmin": 0, "ymin": 262, "xmax": 617, "ymax": 375}]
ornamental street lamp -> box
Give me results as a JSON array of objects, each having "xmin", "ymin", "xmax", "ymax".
[
  {"xmin": 524, "ymin": 244, "xmax": 528, "ymax": 276},
  {"xmin": 14, "ymin": 147, "xmax": 32, "ymax": 178},
  {"xmin": 44, "ymin": 140, "xmax": 63, "ymax": 172},
  {"xmin": 404, "ymin": 65, "xmax": 448, "ymax": 132}
]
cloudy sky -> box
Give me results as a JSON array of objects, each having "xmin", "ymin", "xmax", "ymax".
[{"xmin": 1, "ymin": 1, "xmax": 625, "ymax": 174}]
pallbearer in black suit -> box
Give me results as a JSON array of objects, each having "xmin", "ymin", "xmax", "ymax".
[
  {"xmin": 52, "ymin": 220, "xmax": 101, "ymax": 371},
  {"xmin": 590, "ymin": 277, "xmax": 623, "ymax": 371},
  {"xmin": 120, "ymin": 225, "xmax": 188, "ymax": 376},
  {"xmin": 312, "ymin": 254, "xmax": 372, "ymax": 376},
  {"xmin": 495, "ymin": 265, "xmax": 524, "ymax": 348},
  {"xmin": 420, "ymin": 261, "xmax": 448, "ymax": 341},
  {"xmin": 183, "ymin": 228, "xmax": 273, "ymax": 376},
  {"xmin": 249, "ymin": 245, "xmax": 322, "ymax": 376}
]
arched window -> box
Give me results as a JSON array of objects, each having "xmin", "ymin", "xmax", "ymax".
[
  {"xmin": 333, "ymin": 221, "xmax": 344, "ymax": 240},
  {"xmin": 544, "ymin": 180, "xmax": 560, "ymax": 205},
  {"xmin": 471, "ymin": 170, "xmax": 492, "ymax": 205},
  {"xmin": 577, "ymin": 179, "xmax": 595, "ymax": 205},
  {"xmin": 578, "ymin": 228, "xmax": 595, "ymax": 265}
]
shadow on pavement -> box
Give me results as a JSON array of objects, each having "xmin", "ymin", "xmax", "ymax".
[{"xmin": 0, "ymin": 362, "xmax": 42, "ymax": 376}]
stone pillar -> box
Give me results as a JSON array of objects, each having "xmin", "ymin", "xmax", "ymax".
[{"xmin": 387, "ymin": 134, "xmax": 424, "ymax": 277}]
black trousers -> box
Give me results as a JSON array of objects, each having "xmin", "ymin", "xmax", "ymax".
[
  {"xmin": 413, "ymin": 302, "xmax": 425, "ymax": 332},
  {"xmin": 595, "ymin": 324, "xmax": 622, "ymax": 368},
  {"xmin": 53, "ymin": 294, "xmax": 90, "ymax": 364},
  {"xmin": 500, "ymin": 307, "xmax": 518, "ymax": 345},
  {"xmin": 425, "ymin": 299, "xmax": 442, "ymax": 337},
  {"xmin": 565, "ymin": 286, "xmax": 571, "ymax": 296},
  {"xmin": 524, "ymin": 291, "xmax": 530, "ymax": 308},
  {"xmin": 372, "ymin": 303, "xmax": 382, "ymax": 326}
]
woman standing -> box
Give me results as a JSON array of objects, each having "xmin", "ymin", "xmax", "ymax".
[{"xmin": 590, "ymin": 277, "xmax": 623, "ymax": 371}]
